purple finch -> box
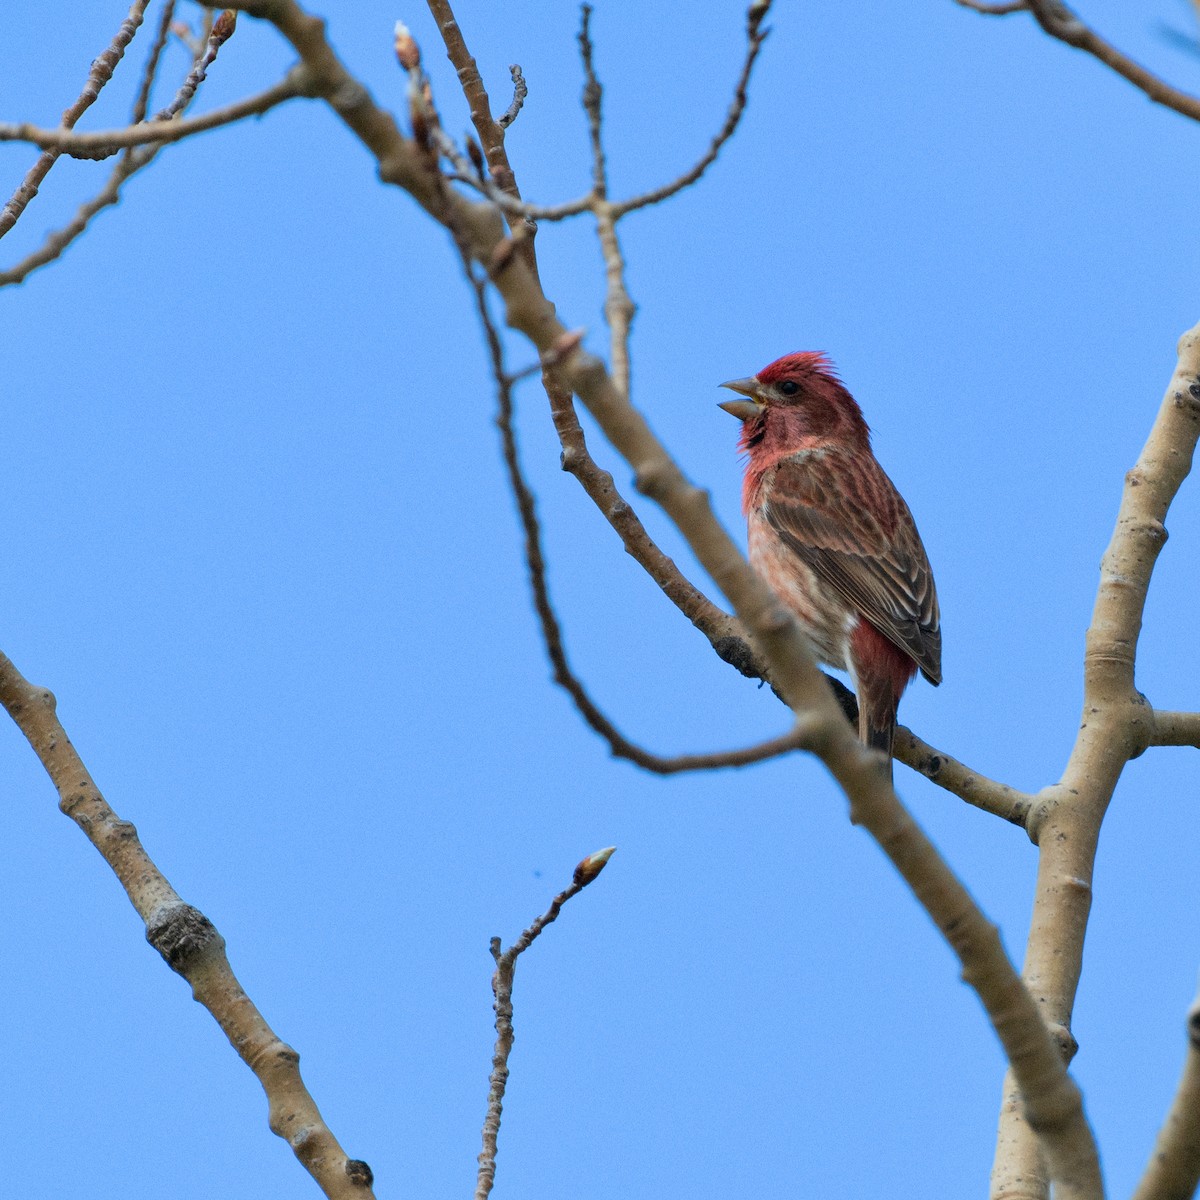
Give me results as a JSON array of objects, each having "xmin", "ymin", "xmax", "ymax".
[{"xmin": 721, "ymin": 352, "xmax": 941, "ymax": 772}]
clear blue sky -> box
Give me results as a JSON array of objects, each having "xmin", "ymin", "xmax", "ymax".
[{"xmin": 2, "ymin": 2, "xmax": 1199, "ymax": 1196}]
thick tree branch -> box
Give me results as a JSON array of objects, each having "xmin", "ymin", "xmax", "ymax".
[
  {"xmin": 23, "ymin": 3, "xmax": 1103, "ymax": 1191},
  {"xmin": 1151, "ymin": 710, "xmax": 1200, "ymax": 748},
  {"xmin": 0, "ymin": 651, "xmax": 373, "ymax": 1200},
  {"xmin": 1131, "ymin": 986, "xmax": 1200, "ymax": 1200},
  {"xmin": 425, "ymin": 0, "xmax": 747, "ymax": 660},
  {"xmin": 991, "ymin": 321, "xmax": 1200, "ymax": 1199},
  {"xmin": 476, "ymin": 847, "xmax": 615, "ymax": 1200}
]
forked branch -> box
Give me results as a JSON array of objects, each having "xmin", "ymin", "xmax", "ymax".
[
  {"xmin": 990, "ymin": 321, "xmax": 1200, "ymax": 1200},
  {"xmin": 0, "ymin": 0, "xmax": 152, "ymax": 239},
  {"xmin": 463, "ymin": 249, "xmax": 811, "ymax": 775},
  {"xmin": 1, "ymin": 8, "xmax": 242, "ymax": 287}
]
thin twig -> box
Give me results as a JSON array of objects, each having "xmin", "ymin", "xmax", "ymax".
[
  {"xmin": 0, "ymin": 0, "xmax": 152, "ymax": 240},
  {"xmin": 576, "ymin": 7, "xmax": 635, "ymax": 400},
  {"xmin": 1, "ymin": 11, "xmax": 245, "ymax": 288},
  {"xmin": 612, "ymin": 0, "xmax": 772, "ymax": 217},
  {"xmin": 0, "ymin": 650, "xmax": 374, "ymax": 1200},
  {"xmin": 497, "ymin": 65, "xmax": 527, "ymax": 129},
  {"xmin": 153, "ymin": 8, "xmax": 237, "ymax": 120},
  {"xmin": 130, "ymin": 0, "xmax": 177, "ymax": 124},
  {"xmin": 578, "ymin": 6, "xmax": 607, "ymax": 200},
  {"xmin": 954, "ymin": 0, "xmax": 1027, "ymax": 13},
  {"xmin": 425, "ymin": 0, "xmax": 526, "ymax": 217},
  {"xmin": 1151, "ymin": 710, "xmax": 1200, "ymax": 748},
  {"xmin": 0, "ymin": 155, "xmax": 143, "ymax": 286},
  {"xmin": 959, "ymin": 0, "xmax": 1200, "ymax": 123},
  {"xmin": 0, "ymin": 70, "xmax": 309, "ymax": 159},
  {"xmin": 476, "ymin": 847, "xmax": 615, "ymax": 1200},
  {"xmin": 1130, "ymin": 985, "xmax": 1200, "ymax": 1200},
  {"xmin": 893, "ymin": 728, "xmax": 1035, "ymax": 829},
  {"xmin": 433, "ymin": 0, "xmax": 774, "ymax": 223}
]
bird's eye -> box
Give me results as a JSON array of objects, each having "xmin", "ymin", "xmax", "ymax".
[{"xmin": 779, "ymin": 380, "xmax": 800, "ymax": 397}]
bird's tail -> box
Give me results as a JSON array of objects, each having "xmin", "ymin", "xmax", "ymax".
[{"xmin": 859, "ymin": 696, "xmax": 898, "ymax": 782}]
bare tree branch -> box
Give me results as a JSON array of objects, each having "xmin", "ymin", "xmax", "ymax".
[
  {"xmin": 957, "ymin": 0, "xmax": 1200, "ymax": 123},
  {"xmin": 612, "ymin": 0, "xmax": 771, "ymax": 217},
  {"xmin": 0, "ymin": 71, "xmax": 308, "ymax": 159},
  {"xmin": 991, "ymin": 321, "xmax": 1200, "ymax": 1199},
  {"xmin": 1131, "ymin": 984, "xmax": 1200, "ymax": 1200},
  {"xmin": 130, "ymin": 0, "xmax": 179, "ymax": 125},
  {"xmin": 432, "ymin": 0, "xmax": 772, "ymax": 224},
  {"xmin": 152, "ymin": 8, "xmax": 237, "ymax": 120},
  {"xmin": 476, "ymin": 847, "xmax": 615, "ymax": 1200},
  {"xmin": 576, "ymin": 7, "xmax": 635, "ymax": 402},
  {"xmin": 0, "ymin": 649, "xmax": 374, "ymax": 1200},
  {"xmin": 425, "ymin": 0, "xmax": 529, "ymax": 222},
  {"xmin": 893, "ymin": 728, "xmax": 1035, "ymax": 828},
  {"xmin": 0, "ymin": 0, "xmax": 151, "ymax": 240},
  {"xmin": 497, "ymin": 65, "xmax": 527, "ymax": 129},
  {"xmin": 463, "ymin": 248, "xmax": 810, "ymax": 775},
  {"xmin": 0, "ymin": 9, "xmax": 244, "ymax": 288},
  {"xmin": 10, "ymin": 2, "xmax": 1107, "ymax": 1190},
  {"xmin": 954, "ymin": 0, "xmax": 1027, "ymax": 14},
  {"xmin": 0, "ymin": 154, "xmax": 142, "ymax": 286},
  {"xmin": 424, "ymin": 0, "xmax": 750, "ymax": 664},
  {"xmin": 1151, "ymin": 710, "xmax": 1200, "ymax": 748}
]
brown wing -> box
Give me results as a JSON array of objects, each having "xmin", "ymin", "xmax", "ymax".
[{"xmin": 762, "ymin": 449, "xmax": 942, "ymax": 684}]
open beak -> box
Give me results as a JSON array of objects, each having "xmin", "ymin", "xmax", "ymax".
[{"xmin": 718, "ymin": 376, "xmax": 765, "ymax": 422}]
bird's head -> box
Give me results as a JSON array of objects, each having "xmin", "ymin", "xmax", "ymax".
[{"xmin": 719, "ymin": 352, "xmax": 869, "ymax": 450}]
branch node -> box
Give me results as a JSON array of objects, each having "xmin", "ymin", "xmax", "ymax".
[
  {"xmin": 712, "ymin": 635, "xmax": 762, "ymax": 679},
  {"xmin": 542, "ymin": 327, "xmax": 585, "ymax": 369},
  {"xmin": 145, "ymin": 901, "xmax": 224, "ymax": 974},
  {"xmin": 345, "ymin": 1159, "xmax": 375, "ymax": 1189},
  {"xmin": 633, "ymin": 461, "xmax": 671, "ymax": 501},
  {"xmin": 1047, "ymin": 1021, "xmax": 1080, "ymax": 1062}
]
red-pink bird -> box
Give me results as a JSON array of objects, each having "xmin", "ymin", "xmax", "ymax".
[{"xmin": 720, "ymin": 352, "xmax": 941, "ymax": 773}]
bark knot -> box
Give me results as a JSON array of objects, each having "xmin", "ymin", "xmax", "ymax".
[
  {"xmin": 346, "ymin": 1159, "xmax": 375, "ymax": 1188},
  {"xmin": 145, "ymin": 902, "xmax": 224, "ymax": 974}
]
